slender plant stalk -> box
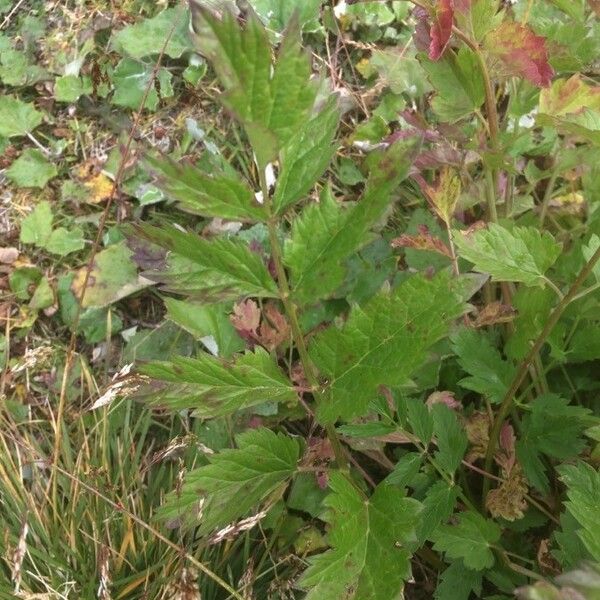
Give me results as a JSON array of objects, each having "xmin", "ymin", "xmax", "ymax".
[
  {"xmin": 259, "ymin": 169, "xmax": 349, "ymax": 472},
  {"xmin": 483, "ymin": 244, "xmax": 600, "ymax": 500}
]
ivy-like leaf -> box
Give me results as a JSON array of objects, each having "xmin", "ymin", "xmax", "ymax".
[
  {"xmin": 452, "ymin": 223, "xmax": 561, "ymax": 286},
  {"xmin": 432, "ymin": 511, "xmax": 501, "ymax": 571},
  {"xmin": 484, "ymin": 21, "xmax": 554, "ymax": 87},
  {"xmin": 272, "ymin": 96, "xmax": 340, "ymax": 214},
  {"xmin": 311, "ymin": 273, "xmax": 467, "ymax": 423},
  {"xmin": 557, "ymin": 462, "xmax": 600, "ymax": 562},
  {"xmin": 158, "ymin": 428, "xmax": 301, "ymax": 534},
  {"xmin": 299, "ymin": 473, "xmax": 422, "ymax": 600},
  {"xmin": 144, "ymin": 154, "xmax": 265, "ymax": 222},
  {"xmin": 285, "ymin": 139, "xmax": 419, "ymax": 305},
  {"xmin": 190, "ymin": 6, "xmax": 316, "ymax": 165},
  {"xmin": 138, "ymin": 347, "xmax": 296, "ymax": 417},
  {"xmin": 451, "ymin": 328, "xmax": 515, "ymax": 404},
  {"xmin": 0, "ymin": 95, "xmax": 43, "ymax": 138},
  {"xmin": 131, "ymin": 223, "xmax": 278, "ymax": 302},
  {"xmin": 111, "ymin": 6, "xmax": 192, "ymax": 59}
]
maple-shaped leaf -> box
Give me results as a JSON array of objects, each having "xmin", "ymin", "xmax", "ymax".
[
  {"xmin": 432, "ymin": 511, "xmax": 501, "ymax": 571},
  {"xmin": 484, "ymin": 21, "xmax": 554, "ymax": 87},
  {"xmin": 144, "ymin": 154, "xmax": 266, "ymax": 222},
  {"xmin": 557, "ymin": 462, "xmax": 600, "ymax": 562},
  {"xmin": 299, "ymin": 473, "xmax": 422, "ymax": 600},
  {"xmin": 130, "ymin": 223, "xmax": 278, "ymax": 302},
  {"xmin": 158, "ymin": 428, "xmax": 301, "ymax": 534},
  {"xmin": 138, "ymin": 347, "xmax": 297, "ymax": 417},
  {"xmin": 190, "ymin": 5, "xmax": 317, "ymax": 166},
  {"xmin": 285, "ymin": 139, "xmax": 419, "ymax": 305},
  {"xmin": 310, "ymin": 272, "xmax": 468, "ymax": 423},
  {"xmin": 452, "ymin": 223, "xmax": 561, "ymax": 287}
]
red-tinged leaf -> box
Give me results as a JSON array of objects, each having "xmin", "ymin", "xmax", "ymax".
[
  {"xmin": 430, "ymin": 0, "xmax": 454, "ymax": 60},
  {"xmin": 539, "ymin": 74, "xmax": 600, "ymax": 116},
  {"xmin": 472, "ymin": 301, "xmax": 517, "ymax": 328},
  {"xmin": 257, "ymin": 303, "xmax": 290, "ymax": 351},
  {"xmin": 391, "ymin": 225, "xmax": 453, "ymax": 258},
  {"xmin": 230, "ymin": 299, "xmax": 261, "ymax": 342},
  {"xmin": 413, "ymin": 2, "xmax": 455, "ymax": 61},
  {"xmin": 484, "ymin": 22, "xmax": 553, "ymax": 87},
  {"xmin": 427, "ymin": 390, "xmax": 461, "ymax": 410}
]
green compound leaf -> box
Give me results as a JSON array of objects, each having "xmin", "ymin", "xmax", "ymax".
[
  {"xmin": 285, "ymin": 139, "xmax": 419, "ymax": 305},
  {"xmin": 432, "ymin": 511, "xmax": 501, "ymax": 571},
  {"xmin": 299, "ymin": 473, "xmax": 422, "ymax": 600},
  {"xmin": 138, "ymin": 348, "xmax": 297, "ymax": 417},
  {"xmin": 0, "ymin": 96, "xmax": 43, "ymax": 138},
  {"xmin": 158, "ymin": 428, "xmax": 301, "ymax": 535},
  {"xmin": 310, "ymin": 273, "xmax": 468, "ymax": 423},
  {"xmin": 133, "ymin": 223, "xmax": 278, "ymax": 302},
  {"xmin": 557, "ymin": 462, "xmax": 600, "ymax": 562},
  {"xmin": 452, "ymin": 223, "xmax": 561, "ymax": 286},
  {"xmin": 144, "ymin": 153, "xmax": 265, "ymax": 222},
  {"xmin": 190, "ymin": 6, "xmax": 317, "ymax": 165}
]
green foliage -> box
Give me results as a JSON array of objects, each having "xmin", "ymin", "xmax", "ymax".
[
  {"xmin": 133, "ymin": 223, "xmax": 279, "ymax": 302},
  {"xmin": 299, "ymin": 473, "xmax": 422, "ymax": 599},
  {"xmin": 557, "ymin": 463, "xmax": 600, "ymax": 562},
  {"xmin": 138, "ymin": 348, "xmax": 296, "ymax": 417},
  {"xmin": 145, "ymin": 153, "xmax": 265, "ymax": 222},
  {"xmin": 452, "ymin": 328, "xmax": 515, "ymax": 403},
  {"xmin": 6, "ymin": 148, "xmax": 57, "ymax": 188},
  {"xmin": 433, "ymin": 511, "xmax": 501, "ymax": 571},
  {"xmin": 0, "ymin": 95, "xmax": 43, "ymax": 137},
  {"xmin": 453, "ymin": 223, "xmax": 562, "ymax": 286},
  {"xmin": 310, "ymin": 273, "xmax": 467, "ymax": 422},
  {"xmin": 111, "ymin": 6, "xmax": 192, "ymax": 59},
  {"xmin": 285, "ymin": 139, "xmax": 419, "ymax": 304},
  {"xmin": 159, "ymin": 428, "xmax": 301, "ymax": 535},
  {"xmin": 4, "ymin": 1, "xmax": 600, "ymax": 597}
]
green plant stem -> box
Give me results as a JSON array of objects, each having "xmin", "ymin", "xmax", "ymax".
[
  {"xmin": 259, "ymin": 168, "xmax": 349, "ymax": 472},
  {"xmin": 483, "ymin": 244, "xmax": 600, "ymax": 501},
  {"xmin": 538, "ymin": 164, "xmax": 560, "ymax": 228}
]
